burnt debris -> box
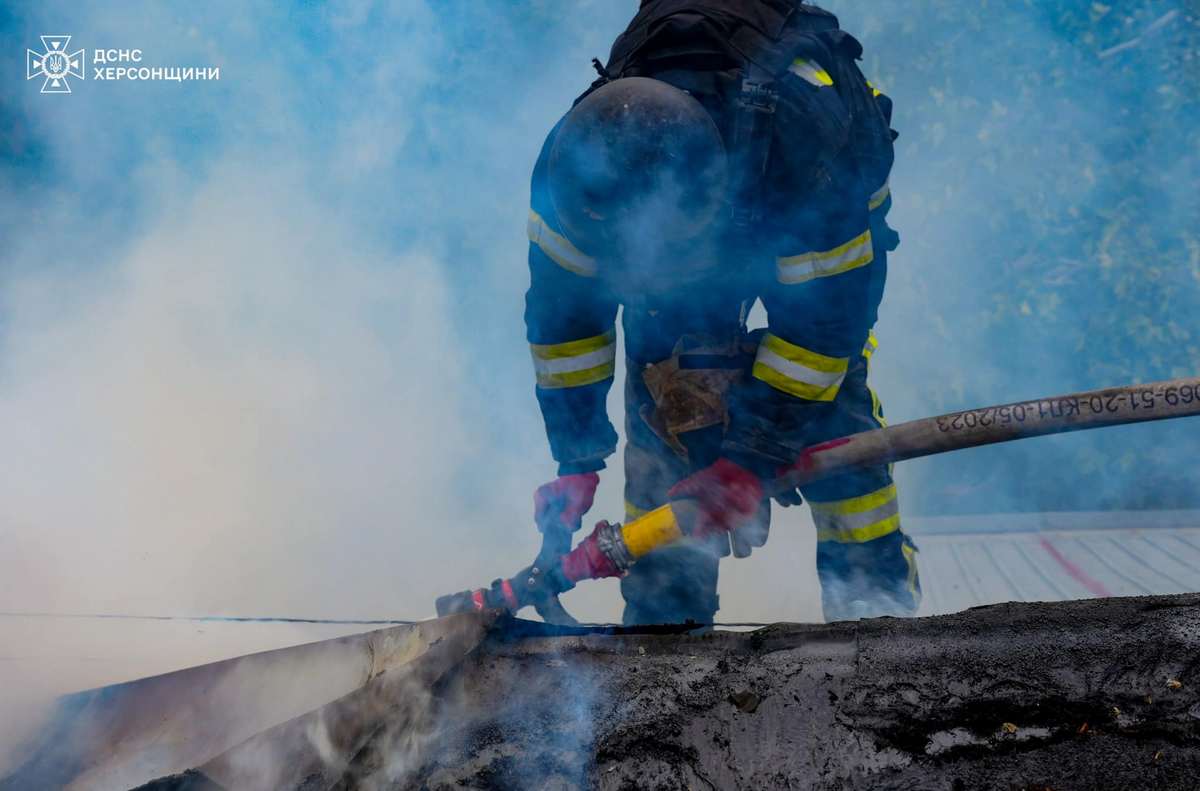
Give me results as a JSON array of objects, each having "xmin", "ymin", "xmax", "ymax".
[{"xmin": 100, "ymin": 596, "xmax": 1200, "ymax": 789}]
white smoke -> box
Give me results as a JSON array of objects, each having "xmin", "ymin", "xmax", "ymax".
[
  {"xmin": 4, "ymin": 0, "xmax": 1193, "ymax": 782},
  {"xmin": 0, "ymin": 1, "xmax": 640, "ymax": 773}
]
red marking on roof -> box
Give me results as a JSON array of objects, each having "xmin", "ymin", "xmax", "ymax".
[{"xmin": 1038, "ymin": 537, "xmax": 1112, "ymax": 598}]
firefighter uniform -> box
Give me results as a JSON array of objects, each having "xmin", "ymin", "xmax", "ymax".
[{"xmin": 525, "ymin": 0, "xmax": 920, "ymax": 624}]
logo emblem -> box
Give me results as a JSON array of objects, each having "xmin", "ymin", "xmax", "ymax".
[{"xmin": 27, "ymin": 35, "xmax": 84, "ymax": 93}]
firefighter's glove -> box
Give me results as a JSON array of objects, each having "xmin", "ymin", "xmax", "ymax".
[
  {"xmin": 668, "ymin": 458, "xmax": 764, "ymax": 539},
  {"xmin": 534, "ymin": 472, "xmax": 600, "ymax": 534},
  {"xmin": 773, "ymin": 486, "xmax": 804, "ymax": 508}
]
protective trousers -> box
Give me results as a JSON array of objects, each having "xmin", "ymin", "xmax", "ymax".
[
  {"xmin": 800, "ymin": 345, "xmax": 922, "ymax": 623},
  {"xmin": 619, "ymin": 299, "xmax": 740, "ymax": 626},
  {"xmin": 619, "ymin": 301, "xmax": 920, "ymax": 625}
]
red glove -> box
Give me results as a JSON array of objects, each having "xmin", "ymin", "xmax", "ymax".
[
  {"xmin": 667, "ymin": 458, "xmax": 764, "ymax": 538},
  {"xmin": 534, "ymin": 472, "xmax": 600, "ymax": 533}
]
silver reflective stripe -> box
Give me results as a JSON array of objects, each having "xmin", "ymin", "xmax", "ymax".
[
  {"xmin": 777, "ymin": 256, "xmax": 821, "ymax": 284},
  {"xmin": 527, "ymin": 210, "xmax": 597, "ymax": 277},
  {"xmin": 530, "ymin": 330, "xmax": 617, "ymax": 389},
  {"xmin": 811, "ymin": 484, "xmax": 902, "ymax": 544},
  {"xmin": 531, "ymin": 344, "xmax": 615, "ymax": 377},
  {"xmin": 869, "ymin": 180, "xmax": 890, "ymax": 211},
  {"xmin": 788, "ymin": 58, "xmax": 833, "ymax": 87},
  {"xmin": 813, "ymin": 498, "xmax": 899, "ymax": 535},
  {"xmin": 862, "ymin": 330, "xmax": 879, "ymax": 359},
  {"xmin": 755, "ymin": 347, "xmax": 846, "ymax": 391},
  {"xmin": 776, "ymin": 230, "xmax": 874, "ymax": 285}
]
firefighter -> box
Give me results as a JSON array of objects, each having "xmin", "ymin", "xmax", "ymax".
[{"xmin": 525, "ymin": 0, "xmax": 920, "ymax": 625}]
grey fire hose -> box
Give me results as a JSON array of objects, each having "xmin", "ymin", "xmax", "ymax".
[
  {"xmin": 438, "ymin": 376, "xmax": 1200, "ymax": 621},
  {"xmin": 781, "ymin": 376, "xmax": 1200, "ymax": 488}
]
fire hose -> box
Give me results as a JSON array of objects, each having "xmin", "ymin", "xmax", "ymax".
[{"xmin": 435, "ymin": 376, "xmax": 1200, "ymax": 622}]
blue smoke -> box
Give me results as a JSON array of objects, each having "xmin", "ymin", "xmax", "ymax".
[
  {"xmin": 1, "ymin": 0, "xmax": 1197, "ymax": 778},
  {"xmin": 827, "ymin": 0, "xmax": 1200, "ymax": 514},
  {"xmin": 1, "ymin": 1, "xmax": 1196, "ymax": 620}
]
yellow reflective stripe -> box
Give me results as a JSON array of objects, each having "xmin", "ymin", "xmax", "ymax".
[
  {"xmin": 752, "ymin": 363, "xmax": 836, "ymax": 401},
  {"xmin": 811, "ymin": 483, "xmax": 897, "ymax": 516},
  {"xmin": 761, "ymin": 333, "xmax": 848, "ymax": 374},
  {"xmin": 530, "ymin": 329, "xmax": 615, "ymax": 360},
  {"xmin": 901, "ymin": 540, "xmax": 920, "ymax": 599},
  {"xmin": 530, "ymin": 329, "xmax": 616, "ymax": 389},
  {"xmin": 752, "ymin": 333, "xmax": 849, "ymax": 402},
  {"xmin": 816, "ymin": 514, "xmax": 901, "ymax": 544},
  {"xmin": 869, "ymin": 385, "xmax": 888, "ymax": 428},
  {"xmin": 863, "ymin": 332, "xmax": 887, "ymax": 427},
  {"xmin": 527, "ymin": 209, "xmax": 596, "ymax": 277},
  {"xmin": 862, "ymin": 330, "xmax": 879, "ymax": 360},
  {"xmin": 866, "ymin": 79, "xmax": 883, "ymax": 98},
  {"xmin": 812, "ymin": 484, "xmax": 901, "ymax": 544},
  {"xmin": 535, "ymin": 363, "xmax": 614, "ymax": 389},
  {"xmin": 789, "ymin": 58, "xmax": 833, "ymax": 87},
  {"xmin": 868, "ymin": 180, "xmax": 890, "ymax": 211},
  {"xmin": 776, "ymin": 229, "xmax": 874, "ymax": 285}
]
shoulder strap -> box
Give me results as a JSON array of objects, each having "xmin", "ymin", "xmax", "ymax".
[
  {"xmin": 727, "ymin": 60, "xmax": 778, "ymax": 232},
  {"xmin": 724, "ymin": 5, "xmax": 840, "ymax": 231},
  {"xmin": 607, "ymin": 0, "xmax": 801, "ymax": 78}
]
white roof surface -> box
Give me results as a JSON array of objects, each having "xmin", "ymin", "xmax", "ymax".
[{"xmin": 908, "ymin": 510, "xmax": 1200, "ymax": 615}]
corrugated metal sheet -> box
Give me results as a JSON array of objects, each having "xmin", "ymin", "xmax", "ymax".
[{"xmin": 907, "ymin": 510, "xmax": 1200, "ymax": 616}]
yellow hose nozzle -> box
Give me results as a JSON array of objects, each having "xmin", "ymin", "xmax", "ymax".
[{"xmin": 620, "ymin": 504, "xmax": 685, "ymax": 559}]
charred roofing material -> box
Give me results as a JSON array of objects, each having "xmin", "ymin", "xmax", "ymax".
[{"xmin": 121, "ymin": 594, "xmax": 1200, "ymax": 791}]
